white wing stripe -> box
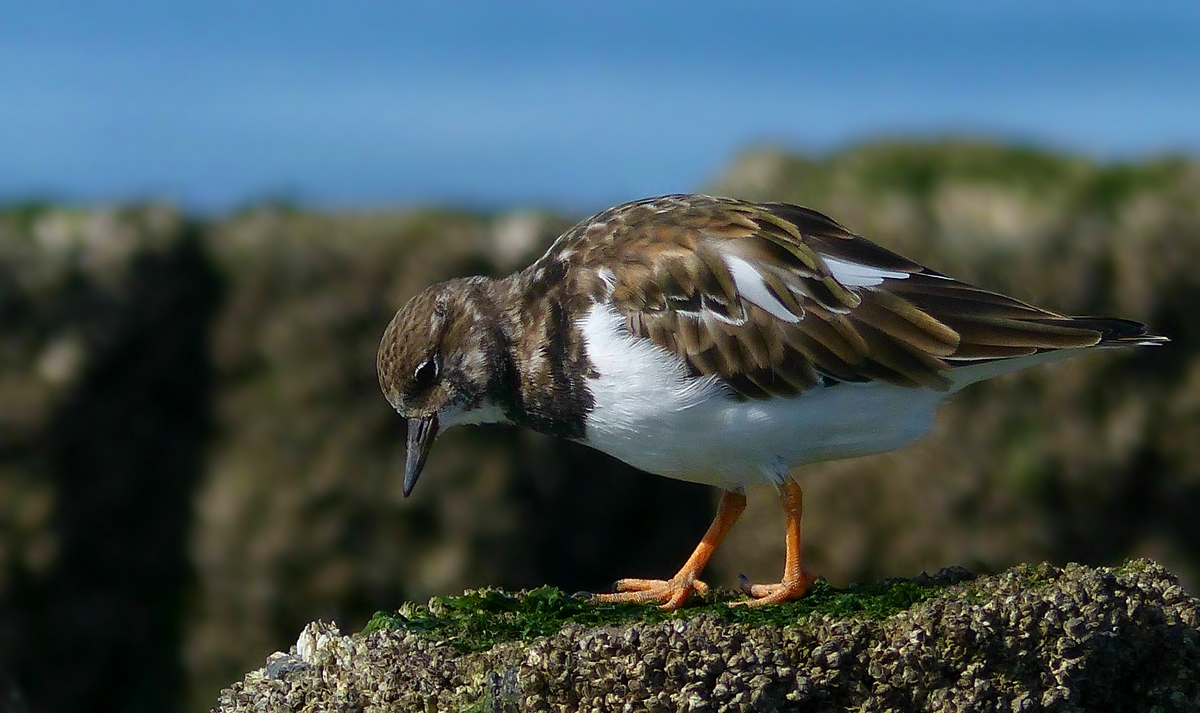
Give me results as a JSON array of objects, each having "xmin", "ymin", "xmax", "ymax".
[
  {"xmin": 724, "ymin": 255, "xmax": 802, "ymax": 323},
  {"xmin": 822, "ymin": 256, "xmax": 910, "ymax": 287}
]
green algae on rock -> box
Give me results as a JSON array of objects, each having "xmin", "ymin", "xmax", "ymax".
[
  {"xmin": 214, "ymin": 560, "xmax": 1199, "ymax": 712},
  {"xmin": 360, "ymin": 570, "xmax": 962, "ymax": 655}
]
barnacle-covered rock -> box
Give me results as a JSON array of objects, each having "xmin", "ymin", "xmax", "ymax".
[{"xmin": 215, "ymin": 560, "xmax": 1199, "ymax": 712}]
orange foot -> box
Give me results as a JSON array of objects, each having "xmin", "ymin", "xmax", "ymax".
[
  {"xmin": 592, "ymin": 576, "xmax": 710, "ymax": 610},
  {"xmin": 733, "ymin": 571, "xmax": 819, "ymax": 607}
]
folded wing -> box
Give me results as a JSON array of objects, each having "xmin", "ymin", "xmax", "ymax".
[{"xmin": 551, "ymin": 195, "xmax": 1162, "ymax": 399}]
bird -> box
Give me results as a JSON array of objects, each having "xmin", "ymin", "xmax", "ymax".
[{"xmin": 376, "ymin": 194, "xmax": 1166, "ymax": 610}]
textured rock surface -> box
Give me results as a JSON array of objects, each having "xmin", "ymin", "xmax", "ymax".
[{"xmin": 214, "ymin": 561, "xmax": 1199, "ymax": 713}]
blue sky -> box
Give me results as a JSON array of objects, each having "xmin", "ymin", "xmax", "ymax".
[{"xmin": 3, "ymin": 1, "xmax": 1199, "ymax": 213}]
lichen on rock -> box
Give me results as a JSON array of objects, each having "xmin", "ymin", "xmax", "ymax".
[{"xmin": 214, "ymin": 559, "xmax": 1199, "ymax": 712}]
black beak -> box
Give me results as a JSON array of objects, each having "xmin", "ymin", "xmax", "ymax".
[{"xmin": 403, "ymin": 414, "xmax": 439, "ymax": 497}]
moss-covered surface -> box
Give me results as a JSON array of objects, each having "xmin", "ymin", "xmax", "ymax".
[
  {"xmin": 215, "ymin": 560, "xmax": 1199, "ymax": 712},
  {"xmin": 361, "ymin": 572, "xmax": 959, "ymax": 654}
]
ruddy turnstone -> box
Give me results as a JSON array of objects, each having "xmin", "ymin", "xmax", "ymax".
[{"xmin": 377, "ymin": 194, "xmax": 1166, "ymax": 610}]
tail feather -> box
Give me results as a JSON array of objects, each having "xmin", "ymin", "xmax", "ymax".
[
  {"xmin": 1063, "ymin": 317, "xmax": 1170, "ymax": 347},
  {"xmin": 944, "ymin": 316, "xmax": 1168, "ymax": 363},
  {"xmin": 944, "ymin": 315, "xmax": 1167, "ymax": 391}
]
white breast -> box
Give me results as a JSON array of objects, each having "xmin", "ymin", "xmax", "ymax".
[{"xmin": 578, "ymin": 303, "xmax": 944, "ymax": 490}]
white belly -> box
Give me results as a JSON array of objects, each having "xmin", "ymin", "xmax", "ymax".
[{"xmin": 578, "ymin": 303, "xmax": 942, "ymax": 490}]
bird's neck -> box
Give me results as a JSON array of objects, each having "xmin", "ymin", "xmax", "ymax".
[{"xmin": 482, "ymin": 274, "xmax": 596, "ymax": 440}]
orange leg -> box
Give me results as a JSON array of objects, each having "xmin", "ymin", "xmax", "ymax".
[
  {"xmin": 592, "ymin": 489, "xmax": 746, "ymax": 610},
  {"xmin": 731, "ymin": 478, "xmax": 817, "ymax": 607}
]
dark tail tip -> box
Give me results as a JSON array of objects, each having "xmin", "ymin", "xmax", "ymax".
[{"xmin": 1070, "ymin": 317, "xmax": 1169, "ymax": 346}]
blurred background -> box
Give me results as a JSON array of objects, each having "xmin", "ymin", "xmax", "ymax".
[{"xmin": 2, "ymin": 2, "xmax": 1199, "ymax": 711}]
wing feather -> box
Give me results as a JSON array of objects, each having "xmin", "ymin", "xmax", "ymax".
[
  {"xmin": 941, "ymin": 316, "xmax": 1101, "ymax": 349},
  {"xmin": 853, "ymin": 291, "xmax": 960, "ymax": 356}
]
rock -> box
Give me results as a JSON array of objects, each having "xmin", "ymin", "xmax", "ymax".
[{"xmin": 214, "ymin": 561, "xmax": 1199, "ymax": 713}]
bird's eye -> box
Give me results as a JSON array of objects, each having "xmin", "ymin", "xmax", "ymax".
[{"xmin": 412, "ymin": 356, "xmax": 439, "ymax": 393}]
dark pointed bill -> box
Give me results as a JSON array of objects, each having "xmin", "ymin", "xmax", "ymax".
[{"xmin": 403, "ymin": 414, "xmax": 439, "ymax": 497}]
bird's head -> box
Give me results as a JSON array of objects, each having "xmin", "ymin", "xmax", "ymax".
[{"xmin": 377, "ymin": 278, "xmax": 507, "ymax": 496}]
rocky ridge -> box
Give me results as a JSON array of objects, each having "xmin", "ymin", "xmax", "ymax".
[{"xmin": 214, "ymin": 560, "xmax": 1199, "ymax": 712}]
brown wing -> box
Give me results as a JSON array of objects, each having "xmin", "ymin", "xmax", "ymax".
[{"xmin": 545, "ymin": 194, "xmax": 1129, "ymax": 399}]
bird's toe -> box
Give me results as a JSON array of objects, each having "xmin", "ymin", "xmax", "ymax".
[
  {"xmin": 591, "ymin": 576, "xmax": 708, "ymax": 610},
  {"xmin": 731, "ymin": 571, "xmax": 818, "ymax": 607}
]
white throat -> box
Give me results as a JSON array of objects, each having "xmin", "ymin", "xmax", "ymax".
[{"xmin": 439, "ymin": 400, "xmax": 510, "ymax": 428}]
